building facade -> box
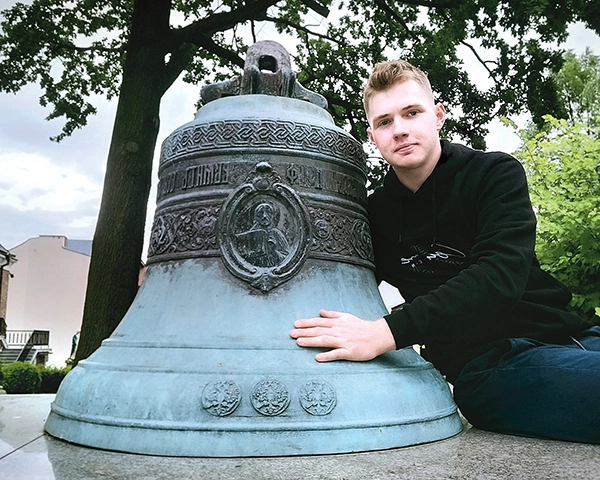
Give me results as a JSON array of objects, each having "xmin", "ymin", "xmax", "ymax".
[
  {"xmin": 0, "ymin": 242, "xmax": 17, "ymax": 325},
  {"xmin": 5, "ymin": 236, "xmax": 91, "ymax": 367}
]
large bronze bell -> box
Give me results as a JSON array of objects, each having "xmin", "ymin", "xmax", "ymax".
[{"xmin": 45, "ymin": 41, "xmax": 462, "ymax": 456}]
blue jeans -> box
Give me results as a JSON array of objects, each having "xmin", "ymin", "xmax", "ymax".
[{"xmin": 453, "ymin": 326, "xmax": 600, "ymax": 443}]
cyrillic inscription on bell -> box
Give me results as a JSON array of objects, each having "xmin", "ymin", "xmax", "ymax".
[{"xmin": 45, "ymin": 40, "xmax": 462, "ymax": 456}]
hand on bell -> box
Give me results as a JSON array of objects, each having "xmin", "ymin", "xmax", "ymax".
[{"xmin": 290, "ymin": 309, "xmax": 396, "ymax": 362}]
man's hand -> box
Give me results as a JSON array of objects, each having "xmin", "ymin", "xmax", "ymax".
[{"xmin": 290, "ymin": 309, "xmax": 396, "ymax": 362}]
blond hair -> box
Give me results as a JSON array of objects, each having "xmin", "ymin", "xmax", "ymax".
[{"xmin": 363, "ymin": 60, "xmax": 433, "ymax": 116}]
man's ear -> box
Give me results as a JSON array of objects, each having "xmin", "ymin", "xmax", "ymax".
[
  {"xmin": 435, "ymin": 103, "xmax": 446, "ymax": 130},
  {"xmin": 367, "ymin": 126, "xmax": 374, "ymax": 144}
]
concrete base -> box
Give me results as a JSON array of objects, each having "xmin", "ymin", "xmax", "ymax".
[{"xmin": 3, "ymin": 394, "xmax": 600, "ymax": 480}]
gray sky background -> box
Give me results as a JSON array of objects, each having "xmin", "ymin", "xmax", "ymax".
[{"xmin": 0, "ymin": 4, "xmax": 598, "ymax": 256}]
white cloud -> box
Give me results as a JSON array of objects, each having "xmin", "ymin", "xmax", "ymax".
[
  {"xmin": 0, "ymin": 152, "xmax": 101, "ymax": 212},
  {"xmin": 66, "ymin": 216, "xmax": 98, "ymax": 229}
]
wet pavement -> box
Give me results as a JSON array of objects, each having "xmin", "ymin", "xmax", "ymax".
[{"xmin": 1, "ymin": 394, "xmax": 599, "ymax": 479}]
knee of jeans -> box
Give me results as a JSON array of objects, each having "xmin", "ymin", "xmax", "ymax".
[{"xmin": 576, "ymin": 325, "xmax": 600, "ymax": 348}]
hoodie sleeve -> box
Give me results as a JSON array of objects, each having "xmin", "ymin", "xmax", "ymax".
[{"xmin": 382, "ymin": 154, "xmax": 537, "ymax": 350}]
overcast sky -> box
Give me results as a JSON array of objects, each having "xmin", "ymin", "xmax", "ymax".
[{"xmin": 0, "ymin": 6, "xmax": 598, "ymax": 256}]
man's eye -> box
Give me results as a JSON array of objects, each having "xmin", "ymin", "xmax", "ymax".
[
  {"xmin": 379, "ymin": 119, "xmax": 391, "ymax": 126},
  {"xmin": 408, "ymin": 111, "xmax": 418, "ymax": 117}
]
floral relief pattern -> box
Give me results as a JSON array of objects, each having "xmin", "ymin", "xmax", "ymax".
[{"xmin": 251, "ymin": 379, "xmax": 290, "ymax": 416}]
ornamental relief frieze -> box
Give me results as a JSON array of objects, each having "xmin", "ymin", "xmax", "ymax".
[
  {"xmin": 309, "ymin": 207, "xmax": 374, "ymax": 264},
  {"xmin": 147, "ymin": 203, "xmax": 373, "ymax": 268},
  {"xmin": 147, "ymin": 204, "xmax": 220, "ymax": 258},
  {"xmin": 159, "ymin": 119, "xmax": 366, "ymax": 171}
]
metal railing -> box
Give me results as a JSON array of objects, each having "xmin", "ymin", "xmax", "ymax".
[
  {"xmin": 5, "ymin": 330, "xmax": 50, "ymax": 347},
  {"xmin": 0, "ymin": 330, "xmax": 51, "ymax": 365}
]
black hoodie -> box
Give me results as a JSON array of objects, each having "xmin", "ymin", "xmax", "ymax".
[{"xmin": 368, "ymin": 140, "xmax": 593, "ymax": 383}]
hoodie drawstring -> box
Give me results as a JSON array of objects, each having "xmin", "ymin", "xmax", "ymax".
[
  {"xmin": 398, "ymin": 199, "xmax": 404, "ymax": 244},
  {"xmin": 431, "ymin": 178, "xmax": 437, "ymax": 247}
]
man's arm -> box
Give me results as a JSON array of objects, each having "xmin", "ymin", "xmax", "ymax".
[
  {"xmin": 372, "ymin": 153, "xmax": 539, "ymax": 358},
  {"xmin": 290, "ymin": 309, "xmax": 397, "ymax": 362}
]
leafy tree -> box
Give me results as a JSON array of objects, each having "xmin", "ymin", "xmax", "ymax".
[
  {"xmin": 505, "ymin": 48, "xmax": 600, "ymax": 143},
  {"xmin": 552, "ymin": 48, "xmax": 600, "ymax": 134},
  {"xmin": 1, "ymin": 1, "xmax": 598, "ymax": 360},
  {"xmin": 511, "ymin": 115, "xmax": 600, "ymax": 321}
]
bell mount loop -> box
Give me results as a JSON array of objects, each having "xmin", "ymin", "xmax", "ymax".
[{"xmin": 200, "ymin": 40, "xmax": 327, "ymax": 108}]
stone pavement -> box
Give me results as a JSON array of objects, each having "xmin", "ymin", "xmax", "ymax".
[{"xmin": 1, "ymin": 394, "xmax": 599, "ymax": 479}]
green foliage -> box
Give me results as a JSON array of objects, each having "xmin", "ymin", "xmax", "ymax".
[
  {"xmin": 552, "ymin": 48, "xmax": 600, "ymax": 134},
  {"xmin": 1, "ymin": 362, "xmax": 42, "ymax": 394},
  {"xmin": 0, "ymin": 0, "xmax": 130, "ymax": 141},
  {"xmin": 36, "ymin": 365, "xmax": 71, "ymax": 393},
  {"xmin": 0, "ymin": 363, "xmax": 72, "ymax": 393},
  {"xmin": 366, "ymin": 156, "xmax": 388, "ymax": 192},
  {"xmin": 2, "ymin": 0, "xmax": 597, "ymax": 146},
  {"xmin": 512, "ymin": 115, "xmax": 600, "ymax": 320}
]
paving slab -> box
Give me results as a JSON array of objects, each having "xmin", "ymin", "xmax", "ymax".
[{"xmin": 1, "ymin": 394, "xmax": 599, "ymax": 479}]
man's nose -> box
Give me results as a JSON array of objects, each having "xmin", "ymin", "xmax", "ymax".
[{"xmin": 392, "ymin": 119, "xmax": 409, "ymax": 139}]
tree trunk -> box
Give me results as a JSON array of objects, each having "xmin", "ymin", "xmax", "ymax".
[{"xmin": 76, "ymin": 1, "xmax": 171, "ymax": 362}]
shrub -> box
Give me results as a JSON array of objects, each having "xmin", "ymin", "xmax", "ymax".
[
  {"xmin": 1, "ymin": 362, "xmax": 42, "ymax": 394},
  {"xmin": 36, "ymin": 365, "xmax": 71, "ymax": 393},
  {"xmin": 512, "ymin": 115, "xmax": 600, "ymax": 321}
]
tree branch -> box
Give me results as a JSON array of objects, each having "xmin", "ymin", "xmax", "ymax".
[
  {"xmin": 49, "ymin": 42, "xmax": 124, "ymax": 55},
  {"xmin": 193, "ymin": 34, "xmax": 245, "ymax": 68},
  {"xmin": 388, "ymin": 0, "xmax": 460, "ymax": 8},
  {"xmin": 172, "ymin": 0, "xmax": 279, "ymax": 46},
  {"xmin": 373, "ymin": 0, "xmax": 411, "ymax": 32},
  {"xmin": 303, "ymin": 0, "xmax": 331, "ymax": 18},
  {"xmin": 459, "ymin": 39, "xmax": 498, "ymax": 79},
  {"xmin": 159, "ymin": 43, "xmax": 198, "ymax": 95},
  {"xmin": 264, "ymin": 15, "xmax": 340, "ymax": 43}
]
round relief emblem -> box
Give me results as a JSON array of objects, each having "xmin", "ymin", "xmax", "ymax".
[
  {"xmin": 219, "ymin": 162, "xmax": 311, "ymax": 292},
  {"xmin": 251, "ymin": 379, "xmax": 290, "ymax": 416},
  {"xmin": 299, "ymin": 381, "xmax": 336, "ymax": 416},
  {"xmin": 201, "ymin": 380, "xmax": 242, "ymax": 416}
]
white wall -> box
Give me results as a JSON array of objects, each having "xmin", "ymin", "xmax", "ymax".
[{"xmin": 6, "ymin": 236, "xmax": 89, "ymax": 366}]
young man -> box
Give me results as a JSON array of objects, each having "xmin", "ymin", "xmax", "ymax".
[{"xmin": 290, "ymin": 60, "xmax": 600, "ymax": 443}]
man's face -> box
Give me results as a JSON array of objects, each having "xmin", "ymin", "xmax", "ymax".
[
  {"xmin": 366, "ymin": 80, "xmax": 446, "ymax": 185},
  {"xmin": 256, "ymin": 204, "xmax": 274, "ymax": 227}
]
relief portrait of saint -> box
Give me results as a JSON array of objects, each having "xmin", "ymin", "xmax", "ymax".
[{"xmin": 235, "ymin": 201, "xmax": 291, "ymax": 267}]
